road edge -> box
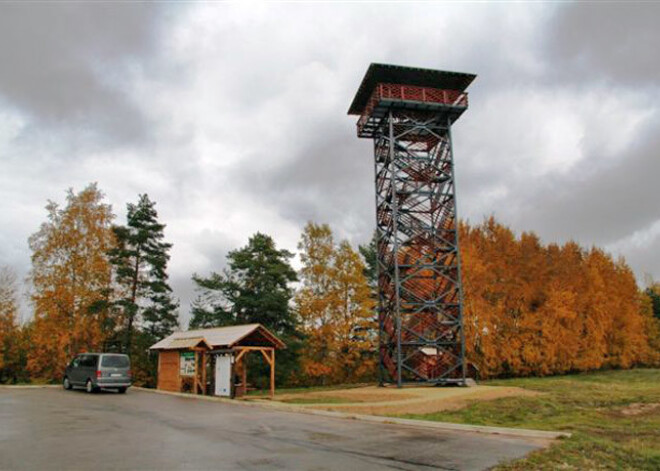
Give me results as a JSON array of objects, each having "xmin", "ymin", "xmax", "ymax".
[
  {"xmin": 0, "ymin": 384, "xmax": 59, "ymax": 389},
  {"xmin": 132, "ymin": 386, "xmax": 571, "ymax": 440}
]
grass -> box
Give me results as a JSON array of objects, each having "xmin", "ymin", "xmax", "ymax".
[{"xmin": 401, "ymin": 368, "xmax": 660, "ymax": 470}]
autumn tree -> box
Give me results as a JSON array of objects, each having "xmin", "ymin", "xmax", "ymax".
[
  {"xmin": 459, "ymin": 216, "xmax": 659, "ymax": 378},
  {"xmin": 295, "ymin": 223, "xmax": 376, "ymax": 384},
  {"xmin": 27, "ymin": 184, "xmax": 116, "ymax": 380},
  {"xmin": 0, "ymin": 267, "xmax": 26, "ymax": 383},
  {"xmin": 333, "ymin": 241, "xmax": 377, "ymax": 382}
]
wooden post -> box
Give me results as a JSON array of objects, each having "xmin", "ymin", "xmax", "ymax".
[
  {"xmin": 259, "ymin": 348, "xmax": 275, "ymax": 399},
  {"xmin": 270, "ymin": 349, "xmax": 275, "ymax": 399},
  {"xmin": 201, "ymin": 352, "xmax": 207, "ymax": 395},
  {"xmin": 195, "ymin": 351, "xmax": 200, "ymax": 394},
  {"xmin": 241, "ymin": 356, "xmax": 247, "ymax": 397}
]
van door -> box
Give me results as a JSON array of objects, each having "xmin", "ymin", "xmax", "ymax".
[
  {"xmin": 69, "ymin": 356, "xmax": 83, "ymax": 384},
  {"xmin": 81, "ymin": 354, "xmax": 98, "ymax": 382}
]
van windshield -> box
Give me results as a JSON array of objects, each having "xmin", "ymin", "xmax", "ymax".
[{"xmin": 100, "ymin": 355, "xmax": 130, "ymax": 368}]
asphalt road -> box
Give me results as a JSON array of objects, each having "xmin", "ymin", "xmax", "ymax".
[{"xmin": 0, "ymin": 387, "xmax": 545, "ymax": 471}]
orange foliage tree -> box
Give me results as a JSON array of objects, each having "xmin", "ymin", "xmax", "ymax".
[
  {"xmin": 0, "ymin": 266, "xmax": 26, "ymax": 383},
  {"xmin": 27, "ymin": 184, "xmax": 117, "ymax": 380},
  {"xmin": 295, "ymin": 223, "xmax": 376, "ymax": 384},
  {"xmin": 460, "ymin": 217, "xmax": 659, "ymax": 378}
]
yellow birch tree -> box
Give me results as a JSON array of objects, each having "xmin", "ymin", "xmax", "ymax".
[
  {"xmin": 295, "ymin": 223, "xmax": 376, "ymax": 384},
  {"xmin": 27, "ymin": 184, "xmax": 116, "ymax": 380}
]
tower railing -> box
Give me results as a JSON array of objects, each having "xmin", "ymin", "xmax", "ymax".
[{"xmin": 357, "ymin": 84, "xmax": 469, "ymax": 137}]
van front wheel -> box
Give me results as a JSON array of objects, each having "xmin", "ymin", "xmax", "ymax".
[{"xmin": 63, "ymin": 377, "xmax": 72, "ymax": 390}]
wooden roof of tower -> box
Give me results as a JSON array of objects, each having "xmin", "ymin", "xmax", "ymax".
[
  {"xmin": 149, "ymin": 323, "xmax": 286, "ymax": 351},
  {"xmin": 348, "ymin": 63, "xmax": 477, "ymax": 115}
]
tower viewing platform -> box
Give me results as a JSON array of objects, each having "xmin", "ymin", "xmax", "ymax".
[{"xmin": 348, "ymin": 63, "xmax": 476, "ymax": 138}]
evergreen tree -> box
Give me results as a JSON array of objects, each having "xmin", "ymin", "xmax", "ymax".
[
  {"xmin": 109, "ymin": 194, "xmax": 179, "ymax": 356},
  {"xmin": 191, "ymin": 233, "xmax": 297, "ymax": 334},
  {"xmin": 358, "ymin": 231, "xmax": 378, "ymax": 291},
  {"xmin": 645, "ymin": 286, "xmax": 660, "ymax": 320},
  {"xmin": 191, "ymin": 232, "xmax": 300, "ymax": 386},
  {"xmin": 188, "ymin": 295, "xmax": 231, "ymax": 329}
]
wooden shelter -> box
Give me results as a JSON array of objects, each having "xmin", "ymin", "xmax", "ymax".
[{"xmin": 149, "ymin": 324, "xmax": 285, "ymax": 398}]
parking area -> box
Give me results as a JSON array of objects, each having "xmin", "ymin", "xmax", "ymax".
[{"xmin": 0, "ymin": 387, "xmax": 546, "ymax": 470}]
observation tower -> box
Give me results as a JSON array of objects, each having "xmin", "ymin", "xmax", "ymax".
[{"xmin": 348, "ymin": 63, "xmax": 476, "ymax": 386}]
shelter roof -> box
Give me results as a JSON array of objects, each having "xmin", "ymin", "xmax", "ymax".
[
  {"xmin": 149, "ymin": 323, "xmax": 285, "ymax": 350},
  {"xmin": 165, "ymin": 337, "xmax": 211, "ymax": 350},
  {"xmin": 348, "ymin": 63, "xmax": 476, "ymax": 115}
]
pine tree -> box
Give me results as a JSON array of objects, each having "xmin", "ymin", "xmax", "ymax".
[
  {"xmin": 358, "ymin": 231, "xmax": 378, "ymax": 292},
  {"xmin": 645, "ymin": 284, "xmax": 660, "ymax": 320},
  {"xmin": 109, "ymin": 194, "xmax": 179, "ymax": 354},
  {"xmin": 188, "ymin": 295, "xmax": 232, "ymax": 329},
  {"xmin": 191, "ymin": 233, "xmax": 297, "ymax": 334},
  {"xmin": 191, "ymin": 232, "xmax": 299, "ymax": 386}
]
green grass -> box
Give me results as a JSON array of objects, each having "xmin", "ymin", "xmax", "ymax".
[{"xmin": 401, "ymin": 368, "xmax": 660, "ymax": 470}]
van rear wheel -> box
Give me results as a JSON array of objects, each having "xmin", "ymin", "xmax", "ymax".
[
  {"xmin": 85, "ymin": 379, "xmax": 97, "ymax": 394},
  {"xmin": 117, "ymin": 387, "xmax": 127, "ymax": 394}
]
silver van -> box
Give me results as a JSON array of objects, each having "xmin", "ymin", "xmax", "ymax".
[{"xmin": 63, "ymin": 353, "xmax": 132, "ymax": 393}]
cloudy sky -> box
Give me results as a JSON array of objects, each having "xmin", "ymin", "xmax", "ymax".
[{"xmin": 1, "ymin": 2, "xmax": 658, "ymax": 325}]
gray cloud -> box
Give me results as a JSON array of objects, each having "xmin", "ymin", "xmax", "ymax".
[
  {"xmin": 545, "ymin": 2, "xmax": 660, "ymax": 86},
  {"xmin": 234, "ymin": 121, "xmax": 375, "ymax": 244},
  {"xmin": 0, "ymin": 3, "xmax": 170, "ymax": 147},
  {"xmin": 506, "ymin": 117, "xmax": 660, "ymax": 246}
]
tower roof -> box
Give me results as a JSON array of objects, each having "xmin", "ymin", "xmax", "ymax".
[{"xmin": 348, "ymin": 63, "xmax": 476, "ymax": 115}]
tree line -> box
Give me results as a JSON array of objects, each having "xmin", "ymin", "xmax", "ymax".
[
  {"xmin": 0, "ymin": 184, "xmax": 179, "ymax": 385},
  {"xmin": 0, "ymin": 184, "xmax": 658, "ymax": 386},
  {"xmin": 460, "ymin": 218, "xmax": 660, "ymax": 378}
]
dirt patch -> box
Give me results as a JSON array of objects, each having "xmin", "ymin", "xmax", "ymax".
[
  {"xmin": 619, "ymin": 402, "xmax": 660, "ymax": 416},
  {"xmin": 276, "ymin": 387, "xmax": 416, "ymax": 403},
  {"xmin": 317, "ymin": 386, "xmax": 539, "ymax": 415},
  {"xmin": 273, "ymin": 385, "xmax": 539, "ymax": 415}
]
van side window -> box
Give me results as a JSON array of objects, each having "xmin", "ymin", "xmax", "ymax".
[{"xmin": 81, "ymin": 355, "xmax": 98, "ymax": 368}]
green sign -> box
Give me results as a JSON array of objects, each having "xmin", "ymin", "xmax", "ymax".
[{"xmin": 180, "ymin": 352, "xmax": 195, "ymax": 376}]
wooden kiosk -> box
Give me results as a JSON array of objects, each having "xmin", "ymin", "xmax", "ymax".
[{"xmin": 150, "ymin": 323, "xmax": 285, "ymax": 398}]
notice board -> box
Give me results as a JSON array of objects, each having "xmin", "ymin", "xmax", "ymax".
[{"xmin": 180, "ymin": 351, "xmax": 195, "ymax": 376}]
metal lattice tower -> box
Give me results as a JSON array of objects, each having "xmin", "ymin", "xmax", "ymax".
[{"xmin": 348, "ymin": 64, "xmax": 476, "ymax": 386}]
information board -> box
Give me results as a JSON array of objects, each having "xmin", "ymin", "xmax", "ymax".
[{"xmin": 180, "ymin": 351, "xmax": 195, "ymax": 376}]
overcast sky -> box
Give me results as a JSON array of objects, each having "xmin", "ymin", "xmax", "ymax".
[{"xmin": 1, "ymin": 2, "xmax": 659, "ymax": 326}]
